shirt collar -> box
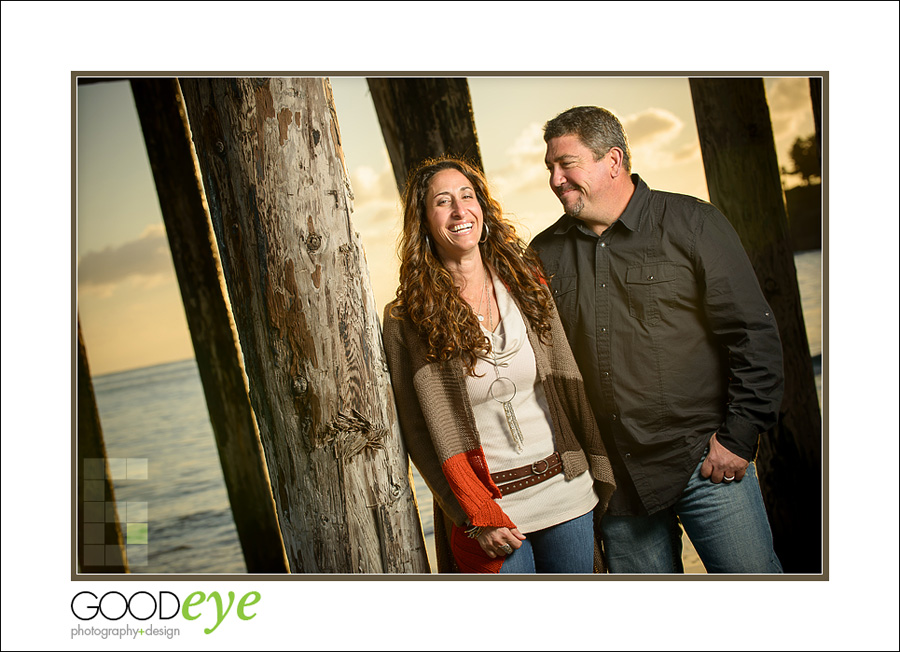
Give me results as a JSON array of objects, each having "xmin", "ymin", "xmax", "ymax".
[
  {"xmin": 550, "ymin": 213, "xmax": 581, "ymax": 236},
  {"xmin": 616, "ymin": 174, "xmax": 651, "ymax": 233},
  {"xmin": 550, "ymin": 174, "xmax": 651, "ymax": 237}
]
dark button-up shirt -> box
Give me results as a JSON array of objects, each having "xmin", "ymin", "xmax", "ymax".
[{"xmin": 530, "ymin": 175, "xmax": 784, "ymax": 516}]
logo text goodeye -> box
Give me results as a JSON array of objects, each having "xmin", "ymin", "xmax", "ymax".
[{"xmin": 71, "ymin": 590, "xmax": 260, "ymax": 635}]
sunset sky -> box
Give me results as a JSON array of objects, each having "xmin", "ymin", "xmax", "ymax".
[{"xmin": 77, "ymin": 75, "xmax": 816, "ymax": 375}]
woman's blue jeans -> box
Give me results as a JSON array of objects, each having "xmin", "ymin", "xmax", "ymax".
[
  {"xmin": 600, "ymin": 460, "xmax": 782, "ymax": 574},
  {"xmin": 498, "ymin": 510, "xmax": 594, "ymax": 574}
]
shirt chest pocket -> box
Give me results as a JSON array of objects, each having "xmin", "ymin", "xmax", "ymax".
[
  {"xmin": 549, "ymin": 273, "xmax": 578, "ymax": 329},
  {"xmin": 626, "ymin": 262, "xmax": 676, "ymax": 325}
]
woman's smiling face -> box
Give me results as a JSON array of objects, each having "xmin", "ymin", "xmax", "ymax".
[{"xmin": 424, "ymin": 168, "xmax": 485, "ymax": 262}]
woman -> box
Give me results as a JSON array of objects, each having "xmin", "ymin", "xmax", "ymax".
[{"xmin": 383, "ymin": 157, "xmax": 615, "ymax": 574}]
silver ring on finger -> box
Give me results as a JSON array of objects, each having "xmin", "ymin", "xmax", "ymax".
[
  {"xmin": 723, "ymin": 475, "xmax": 735, "ymax": 483},
  {"xmin": 500, "ymin": 544, "xmax": 513, "ymax": 555}
]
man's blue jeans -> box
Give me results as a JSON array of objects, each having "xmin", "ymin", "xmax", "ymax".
[
  {"xmin": 498, "ymin": 510, "xmax": 594, "ymax": 574},
  {"xmin": 600, "ymin": 459, "xmax": 782, "ymax": 574}
]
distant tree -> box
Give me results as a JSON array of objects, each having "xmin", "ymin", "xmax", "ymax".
[{"xmin": 782, "ymin": 135, "xmax": 820, "ymax": 185}]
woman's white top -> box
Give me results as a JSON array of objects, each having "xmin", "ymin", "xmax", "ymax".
[{"xmin": 465, "ymin": 275, "xmax": 599, "ymax": 533}]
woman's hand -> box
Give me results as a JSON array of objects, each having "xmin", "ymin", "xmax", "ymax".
[{"xmin": 476, "ymin": 526, "xmax": 527, "ymax": 558}]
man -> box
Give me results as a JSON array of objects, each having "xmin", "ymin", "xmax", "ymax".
[{"xmin": 530, "ymin": 106, "xmax": 784, "ymax": 573}]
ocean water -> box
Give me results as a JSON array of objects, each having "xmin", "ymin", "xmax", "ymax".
[
  {"xmin": 93, "ymin": 357, "xmax": 436, "ymax": 574},
  {"xmin": 91, "ymin": 251, "xmax": 822, "ymax": 574},
  {"xmin": 92, "ymin": 361, "xmax": 249, "ymax": 573}
]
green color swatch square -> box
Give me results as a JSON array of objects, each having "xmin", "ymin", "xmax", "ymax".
[{"xmin": 127, "ymin": 522, "xmax": 148, "ymax": 545}]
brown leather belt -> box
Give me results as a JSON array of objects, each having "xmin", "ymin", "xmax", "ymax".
[{"xmin": 490, "ymin": 452, "xmax": 562, "ymax": 496}]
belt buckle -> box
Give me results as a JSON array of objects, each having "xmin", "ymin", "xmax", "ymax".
[{"xmin": 531, "ymin": 459, "xmax": 550, "ymax": 475}]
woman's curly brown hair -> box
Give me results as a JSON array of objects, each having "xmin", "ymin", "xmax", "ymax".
[{"xmin": 389, "ymin": 157, "xmax": 554, "ymax": 375}]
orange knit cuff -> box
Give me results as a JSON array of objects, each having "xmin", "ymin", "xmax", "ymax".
[
  {"xmin": 466, "ymin": 495, "xmax": 517, "ymax": 529},
  {"xmin": 441, "ymin": 451, "xmax": 515, "ymax": 529}
]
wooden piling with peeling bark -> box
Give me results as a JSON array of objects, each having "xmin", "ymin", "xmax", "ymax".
[
  {"xmin": 130, "ymin": 78, "xmax": 289, "ymax": 573},
  {"xmin": 180, "ymin": 77, "xmax": 429, "ymax": 573}
]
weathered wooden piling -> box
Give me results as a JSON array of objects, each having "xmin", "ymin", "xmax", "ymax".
[
  {"xmin": 367, "ymin": 77, "xmax": 484, "ymax": 193},
  {"xmin": 76, "ymin": 316, "xmax": 128, "ymax": 573},
  {"xmin": 690, "ymin": 77, "xmax": 823, "ymax": 573},
  {"xmin": 130, "ymin": 78, "xmax": 289, "ymax": 573},
  {"xmin": 179, "ymin": 77, "xmax": 429, "ymax": 573}
]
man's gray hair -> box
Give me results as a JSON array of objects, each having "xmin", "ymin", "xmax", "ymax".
[{"xmin": 543, "ymin": 106, "xmax": 632, "ymax": 173}]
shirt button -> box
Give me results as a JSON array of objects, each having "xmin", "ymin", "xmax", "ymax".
[
  {"xmin": 600, "ymin": 242, "xmax": 607, "ymax": 248},
  {"xmin": 647, "ymin": 275, "xmax": 655, "ymax": 280},
  {"xmin": 624, "ymin": 452, "xmax": 631, "ymax": 459},
  {"xmin": 604, "ymin": 371, "xmax": 610, "ymax": 376},
  {"xmin": 611, "ymin": 414, "xmax": 618, "ymax": 420},
  {"xmin": 600, "ymin": 283, "xmax": 607, "ymax": 288},
  {"xmin": 601, "ymin": 327, "xmax": 607, "ymax": 332}
]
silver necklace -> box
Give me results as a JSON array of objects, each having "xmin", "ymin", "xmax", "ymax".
[
  {"xmin": 485, "ymin": 275, "xmax": 524, "ymax": 452},
  {"xmin": 474, "ymin": 268, "xmax": 487, "ymax": 322}
]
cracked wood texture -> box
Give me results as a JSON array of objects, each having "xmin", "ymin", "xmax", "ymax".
[
  {"xmin": 180, "ymin": 77, "xmax": 429, "ymax": 573},
  {"xmin": 130, "ymin": 78, "xmax": 288, "ymax": 573},
  {"xmin": 690, "ymin": 77, "xmax": 823, "ymax": 573}
]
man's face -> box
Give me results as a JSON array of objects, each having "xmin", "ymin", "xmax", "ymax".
[{"xmin": 544, "ymin": 134, "xmax": 611, "ymax": 222}]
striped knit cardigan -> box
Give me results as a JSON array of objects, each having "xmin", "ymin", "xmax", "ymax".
[{"xmin": 382, "ymin": 291, "xmax": 616, "ymax": 573}]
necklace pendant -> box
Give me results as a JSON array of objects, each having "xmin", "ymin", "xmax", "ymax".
[
  {"xmin": 503, "ymin": 401, "xmax": 525, "ymax": 452},
  {"xmin": 477, "ymin": 314, "xmax": 484, "ymax": 322}
]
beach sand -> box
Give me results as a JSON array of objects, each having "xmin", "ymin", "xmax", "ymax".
[{"xmin": 683, "ymin": 533, "xmax": 706, "ymax": 574}]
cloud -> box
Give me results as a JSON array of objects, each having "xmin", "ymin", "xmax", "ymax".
[
  {"xmin": 623, "ymin": 108, "xmax": 683, "ymax": 147},
  {"xmin": 507, "ymin": 122, "xmax": 547, "ymax": 161},
  {"xmin": 767, "ymin": 78, "xmax": 817, "ymax": 143},
  {"xmin": 671, "ymin": 141, "xmax": 701, "ymax": 164},
  {"xmin": 346, "ymin": 160, "xmax": 404, "ymax": 268},
  {"xmin": 353, "ymin": 198, "xmax": 403, "ymax": 252},
  {"xmin": 78, "ymin": 224, "xmax": 174, "ymax": 295},
  {"xmin": 347, "ymin": 158, "xmax": 403, "ymax": 229},
  {"xmin": 342, "ymin": 160, "xmax": 405, "ymax": 313},
  {"xmin": 487, "ymin": 122, "xmax": 549, "ymax": 199},
  {"xmin": 767, "ymin": 78, "xmax": 813, "ymax": 115},
  {"xmin": 349, "ymin": 163, "xmax": 396, "ymax": 202},
  {"xmin": 622, "ymin": 108, "xmax": 690, "ymax": 170}
]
